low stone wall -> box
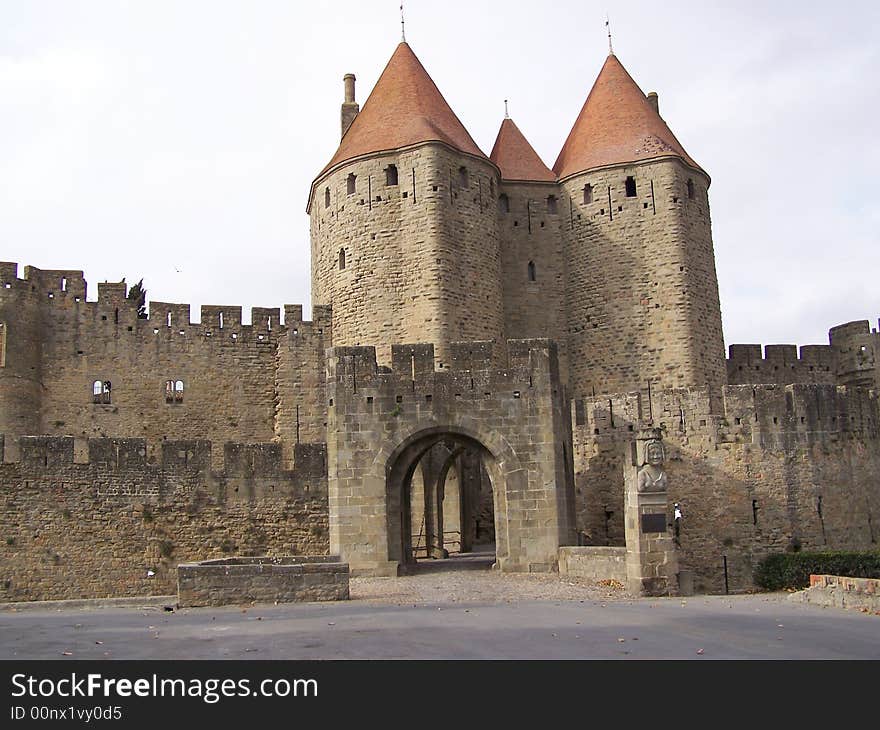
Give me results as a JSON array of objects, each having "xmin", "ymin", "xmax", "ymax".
[
  {"xmin": 791, "ymin": 574, "xmax": 880, "ymax": 613},
  {"xmin": 558, "ymin": 547, "xmax": 626, "ymax": 582},
  {"xmin": 177, "ymin": 556, "xmax": 349, "ymax": 607}
]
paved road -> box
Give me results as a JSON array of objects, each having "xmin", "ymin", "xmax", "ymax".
[{"xmin": 1, "ymin": 593, "xmax": 877, "ymax": 660}]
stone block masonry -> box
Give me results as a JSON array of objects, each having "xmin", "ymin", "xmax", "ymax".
[
  {"xmin": 0, "ymin": 263, "xmax": 330, "ymax": 471},
  {"xmin": 0, "ymin": 435, "xmax": 329, "ymax": 602},
  {"xmin": 177, "ymin": 556, "xmax": 349, "ymax": 607},
  {"xmin": 572, "ymin": 383, "xmax": 880, "ymax": 593},
  {"xmin": 792, "ymin": 574, "xmax": 880, "ymax": 613},
  {"xmin": 326, "ymin": 339, "xmax": 577, "ymax": 576}
]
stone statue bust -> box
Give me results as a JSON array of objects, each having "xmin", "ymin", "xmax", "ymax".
[{"xmin": 637, "ymin": 439, "xmax": 668, "ymax": 493}]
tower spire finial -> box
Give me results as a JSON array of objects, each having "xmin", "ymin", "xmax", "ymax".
[
  {"xmin": 504, "ymin": 99, "xmax": 509, "ymax": 119},
  {"xmin": 606, "ymin": 15, "xmax": 614, "ymax": 55},
  {"xmin": 400, "ymin": 3, "xmax": 406, "ymax": 42}
]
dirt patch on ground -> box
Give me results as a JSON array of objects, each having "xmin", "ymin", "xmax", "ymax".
[{"xmin": 350, "ymin": 570, "xmax": 628, "ymax": 604}]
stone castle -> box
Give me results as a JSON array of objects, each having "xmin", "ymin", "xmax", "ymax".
[{"xmin": 1, "ymin": 40, "xmax": 878, "ymax": 600}]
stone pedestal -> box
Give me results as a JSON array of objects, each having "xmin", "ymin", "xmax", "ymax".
[{"xmin": 624, "ymin": 429, "xmax": 679, "ymax": 597}]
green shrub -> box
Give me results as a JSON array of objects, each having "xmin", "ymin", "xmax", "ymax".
[{"xmin": 754, "ymin": 550, "xmax": 880, "ymax": 591}]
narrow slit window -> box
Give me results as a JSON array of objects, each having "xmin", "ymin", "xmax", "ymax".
[
  {"xmin": 458, "ymin": 166, "xmax": 469, "ymax": 188},
  {"xmin": 527, "ymin": 261, "xmax": 537, "ymax": 282},
  {"xmin": 338, "ymin": 248, "xmax": 346, "ymax": 270},
  {"xmin": 166, "ymin": 311, "xmax": 172, "ymax": 327},
  {"xmin": 625, "ymin": 176, "xmax": 637, "ymax": 197},
  {"xmin": 498, "ymin": 193, "xmax": 510, "ymax": 214},
  {"xmin": 324, "ymin": 187, "xmax": 330, "ymax": 208},
  {"xmin": 347, "ymin": 173, "xmax": 357, "ymax": 195},
  {"xmin": 0, "ymin": 322, "xmax": 6, "ymax": 367},
  {"xmin": 219, "ymin": 312, "xmax": 224, "ymax": 329},
  {"xmin": 547, "ymin": 195, "xmax": 558, "ymax": 214},
  {"xmin": 583, "ymin": 184, "xmax": 593, "ymax": 204},
  {"xmin": 385, "ymin": 164, "xmax": 398, "ymax": 186},
  {"xmin": 61, "ymin": 277, "xmax": 67, "ymax": 292},
  {"xmin": 687, "ymin": 178, "xmax": 695, "ymax": 199}
]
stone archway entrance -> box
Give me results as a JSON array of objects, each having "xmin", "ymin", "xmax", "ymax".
[
  {"xmin": 388, "ymin": 433, "xmax": 501, "ymax": 571},
  {"xmin": 405, "ymin": 441, "xmax": 493, "ymax": 564},
  {"xmin": 325, "ymin": 340, "xmax": 577, "ymax": 577}
]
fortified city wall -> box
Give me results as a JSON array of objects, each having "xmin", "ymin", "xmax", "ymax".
[
  {"xmin": 0, "ymin": 263, "xmax": 330, "ymax": 468},
  {"xmin": 572, "ymin": 382, "xmax": 880, "ymax": 593},
  {"xmin": 0, "ymin": 435, "xmax": 328, "ymax": 602}
]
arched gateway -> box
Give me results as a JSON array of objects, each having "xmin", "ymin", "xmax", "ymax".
[{"xmin": 326, "ymin": 340, "xmax": 577, "ymax": 576}]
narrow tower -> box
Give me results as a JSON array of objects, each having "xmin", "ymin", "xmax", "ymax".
[
  {"xmin": 490, "ymin": 115, "xmax": 568, "ymax": 379},
  {"xmin": 553, "ymin": 53, "xmax": 725, "ymax": 399},
  {"xmin": 308, "ymin": 42, "xmax": 504, "ymax": 365}
]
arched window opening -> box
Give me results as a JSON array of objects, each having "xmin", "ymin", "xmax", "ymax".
[
  {"xmin": 547, "ymin": 195, "xmax": 558, "ymax": 214},
  {"xmin": 93, "ymin": 380, "xmax": 111, "ymax": 404},
  {"xmin": 527, "ymin": 261, "xmax": 537, "ymax": 282},
  {"xmin": 498, "ymin": 194, "xmax": 510, "ymax": 214},
  {"xmin": 338, "ymin": 248, "xmax": 346, "ymax": 270},
  {"xmin": 347, "ymin": 173, "xmax": 357, "ymax": 195},
  {"xmin": 385, "ymin": 164, "xmax": 398, "ymax": 186},
  {"xmin": 625, "ymin": 176, "xmax": 637, "ymax": 197},
  {"xmin": 166, "ymin": 380, "xmax": 185, "ymax": 403},
  {"xmin": 687, "ymin": 178, "xmax": 695, "ymax": 200},
  {"xmin": 458, "ymin": 166, "xmax": 469, "ymax": 189},
  {"xmin": 324, "ymin": 187, "xmax": 330, "ymax": 208},
  {"xmin": 583, "ymin": 184, "xmax": 593, "ymax": 204}
]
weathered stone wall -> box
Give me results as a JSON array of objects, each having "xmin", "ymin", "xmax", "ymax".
[
  {"xmin": 497, "ymin": 181, "xmax": 569, "ymax": 381},
  {"xmin": 794, "ymin": 574, "xmax": 880, "ymax": 613},
  {"xmin": 0, "ymin": 264, "xmax": 329, "ymax": 471},
  {"xmin": 557, "ymin": 159, "xmax": 726, "ymax": 400},
  {"xmin": 273, "ymin": 304, "xmax": 332, "ymax": 461},
  {"xmin": 0, "ymin": 263, "xmax": 47, "ymax": 437},
  {"xmin": 572, "ymin": 384, "xmax": 880, "ymax": 593},
  {"xmin": 310, "ymin": 143, "xmax": 504, "ymax": 366},
  {"xmin": 0, "ymin": 435, "xmax": 329, "ymax": 602},
  {"xmin": 325, "ymin": 339, "xmax": 576, "ymax": 576},
  {"xmin": 177, "ymin": 556, "xmax": 348, "ymax": 607},
  {"xmin": 727, "ymin": 343, "xmax": 835, "ymax": 385},
  {"xmin": 830, "ymin": 319, "xmax": 879, "ymax": 389},
  {"xmin": 558, "ymin": 546, "xmax": 626, "ymax": 582}
]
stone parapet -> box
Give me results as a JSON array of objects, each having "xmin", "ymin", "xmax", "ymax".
[{"xmin": 177, "ymin": 556, "xmax": 349, "ymax": 607}]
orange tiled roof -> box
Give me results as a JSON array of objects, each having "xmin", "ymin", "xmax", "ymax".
[
  {"xmin": 489, "ymin": 118, "xmax": 556, "ymax": 183},
  {"xmin": 553, "ymin": 54, "xmax": 702, "ymax": 179},
  {"xmin": 319, "ymin": 42, "xmax": 486, "ymax": 177}
]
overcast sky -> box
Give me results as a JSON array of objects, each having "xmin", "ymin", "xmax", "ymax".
[{"xmin": 2, "ymin": 1, "xmax": 878, "ymax": 348}]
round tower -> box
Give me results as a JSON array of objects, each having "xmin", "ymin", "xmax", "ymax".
[
  {"xmin": 553, "ymin": 54, "xmax": 725, "ymax": 400},
  {"xmin": 309, "ymin": 43, "xmax": 504, "ymax": 365},
  {"xmin": 0, "ymin": 264, "xmax": 44, "ymax": 437}
]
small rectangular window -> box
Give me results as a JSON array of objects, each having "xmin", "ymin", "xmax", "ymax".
[{"xmin": 625, "ymin": 176, "xmax": 637, "ymax": 197}]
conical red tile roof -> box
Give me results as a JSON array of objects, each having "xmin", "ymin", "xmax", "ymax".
[
  {"xmin": 318, "ymin": 42, "xmax": 486, "ymax": 177},
  {"xmin": 553, "ymin": 54, "xmax": 703, "ymax": 179},
  {"xmin": 490, "ymin": 118, "xmax": 556, "ymax": 182}
]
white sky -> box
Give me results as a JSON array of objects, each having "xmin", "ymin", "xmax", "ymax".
[{"xmin": 2, "ymin": 1, "xmax": 878, "ymax": 348}]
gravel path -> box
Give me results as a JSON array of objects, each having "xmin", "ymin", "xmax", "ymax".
[{"xmin": 350, "ymin": 570, "xmax": 628, "ymax": 604}]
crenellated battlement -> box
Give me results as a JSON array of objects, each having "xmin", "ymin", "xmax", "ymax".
[
  {"xmin": 571, "ymin": 382, "xmax": 880, "ymax": 444},
  {"xmin": 0, "ymin": 262, "xmax": 326, "ymax": 337},
  {"xmin": 327, "ymin": 339, "xmax": 560, "ymax": 400},
  {"xmin": 726, "ymin": 342, "xmax": 835, "ymax": 385},
  {"xmin": 0, "ymin": 433, "xmax": 327, "ymax": 486}
]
